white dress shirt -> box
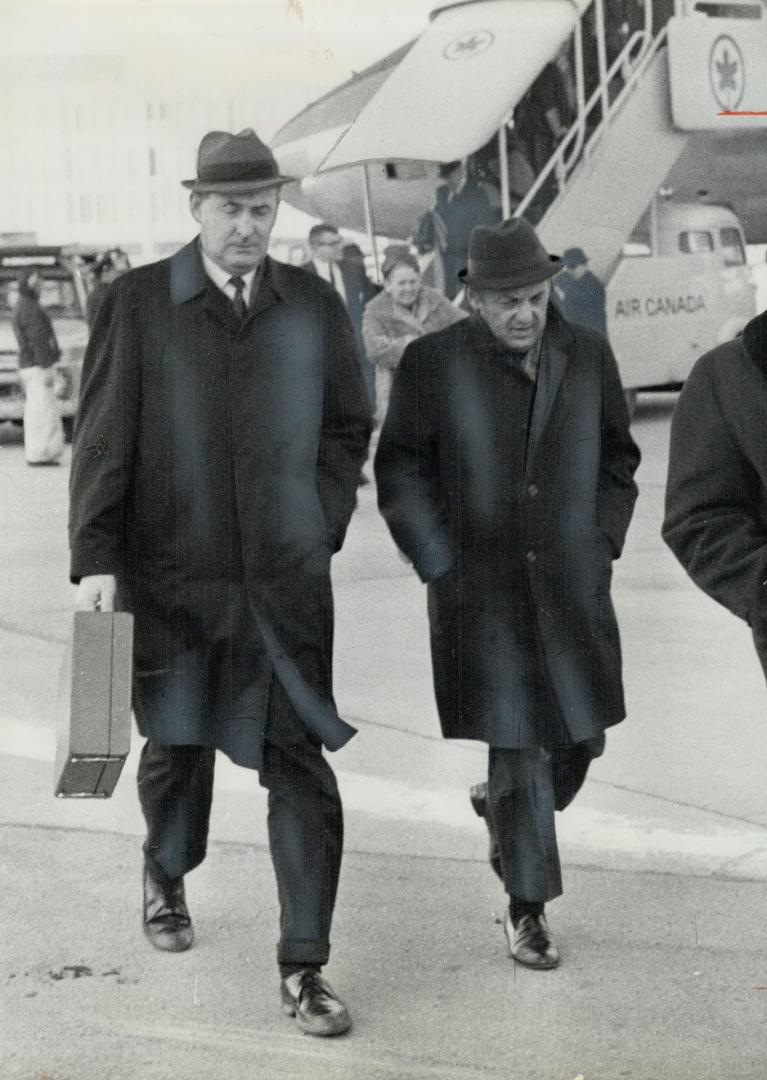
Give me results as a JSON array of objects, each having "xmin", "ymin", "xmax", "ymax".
[{"xmin": 201, "ymin": 250, "xmax": 258, "ymax": 307}]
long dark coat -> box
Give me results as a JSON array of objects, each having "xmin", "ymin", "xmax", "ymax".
[
  {"xmin": 375, "ymin": 307, "xmax": 640, "ymax": 748},
  {"xmin": 663, "ymin": 309, "xmax": 767, "ymax": 674},
  {"xmin": 553, "ymin": 269, "xmax": 607, "ymax": 338},
  {"xmin": 12, "ymin": 292, "xmax": 60, "ymax": 369},
  {"xmin": 69, "ymin": 241, "xmax": 371, "ymax": 767},
  {"xmin": 305, "ymin": 258, "xmax": 380, "ymax": 403}
]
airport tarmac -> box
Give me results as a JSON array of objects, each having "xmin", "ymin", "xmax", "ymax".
[{"xmin": 2, "ymin": 394, "xmax": 766, "ymax": 1079}]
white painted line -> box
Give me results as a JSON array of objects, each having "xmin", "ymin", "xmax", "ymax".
[{"xmin": 7, "ymin": 715, "xmax": 767, "ymax": 874}]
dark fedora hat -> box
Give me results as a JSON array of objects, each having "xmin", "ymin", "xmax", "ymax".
[
  {"xmin": 181, "ymin": 128, "xmax": 295, "ymax": 193},
  {"xmin": 458, "ymin": 218, "xmax": 563, "ymax": 290},
  {"xmin": 563, "ymin": 245, "xmax": 589, "ymax": 269}
]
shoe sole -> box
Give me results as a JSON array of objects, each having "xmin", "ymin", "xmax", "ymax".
[
  {"xmin": 281, "ymin": 1000, "xmax": 351, "ymax": 1037},
  {"xmin": 503, "ymin": 915, "xmax": 559, "ymax": 970},
  {"xmin": 142, "ymin": 924, "xmax": 194, "ymax": 952},
  {"xmin": 510, "ymin": 949, "xmax": 560, "ymax": 970}
]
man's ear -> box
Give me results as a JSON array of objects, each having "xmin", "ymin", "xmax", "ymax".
[{"xmin": 189, "ymin": 192, "xmax": 203, "ymax": 225}]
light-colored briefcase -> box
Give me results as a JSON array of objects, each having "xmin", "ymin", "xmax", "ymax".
[{"xmin": 54, "ymin": 611, "xmax": 134, "ymax": 798}]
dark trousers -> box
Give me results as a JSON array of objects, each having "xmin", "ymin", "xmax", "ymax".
[
  {"xmin": 486, "ymin": 737, "xmax": 604, "ymax": 904},
  {"xmin": 137, "ymin": 680, "xmax": 344, "ymax": 968}
]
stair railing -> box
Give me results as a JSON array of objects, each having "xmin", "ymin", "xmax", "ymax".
[{"xmin": 511, "ymin": 0, "xmax": 668, "ymax": 223}]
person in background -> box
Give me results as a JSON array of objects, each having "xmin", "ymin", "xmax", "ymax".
[
  {"xmin": 553, "ymin": 246, "xmax": 607, "ymax": 338},
  {"xmin": 516, "ymin": 48, "xmax": 574, "ymax": 176},
  {"xmin": 306, "ymin": 223, "xmax": 379, "ymax": 410},
  {"xmin": 340, "ymin": 242, "xmax": 374, "ymax": 281},
  {"xmin": 375, "ymin": 219, "xmax": 639, "ymax": 972},
  {"xmin": 11, "ymin": 268, "xmax": 64, "ymax": 466},
  {"xmin": 414, "ymin": 160, "xmax": 496, "ymax": 301},
  {"xmin": 362, "ymin": 247, "xmax": 466, "ymax": 424},
  {"xmin": 473, "ymin": 129, "xmax": 539, "ymax": 223},
  {"xmin": 70, "ymin": 128, "xmax": 371, "ymax": 1037},
  {"xmin": 109, "ymin": 247, "xmax": 130, "ymax": 274},
  {"xmin": 86, "ymin": 252, "xmax": 124, "ymax": 329},
  {"xmin": 514, "ymin": 43, "xmax": 576, "ymax": 216}
]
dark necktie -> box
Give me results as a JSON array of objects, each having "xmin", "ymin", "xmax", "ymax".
[{"xmin": 229, "ymin": 276, "xmax": 246, "ymax": 321}]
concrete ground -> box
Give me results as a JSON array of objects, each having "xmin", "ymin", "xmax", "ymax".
[{"xmin": 2, "ymin": 395, "xmax": 767, "ymax": 1080}]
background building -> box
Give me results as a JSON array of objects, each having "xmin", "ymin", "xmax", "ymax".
[{"xmin": 0, "ymin": 0, "xmax": 430, "ymax": 263}]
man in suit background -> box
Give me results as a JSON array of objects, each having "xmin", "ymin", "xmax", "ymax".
[
  {"xmin": 553, "ymin": 246, "xmax": 607, "ymax": 338},
  {"xmin": 307, "ymin": 223, "xmax": 379, "ymax": 411}
]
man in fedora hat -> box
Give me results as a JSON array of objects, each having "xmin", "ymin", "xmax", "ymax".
[
  {"xmin": 414, "ymin": 159, "xmax": 498, "ymax": 300},
  {"xmin": 553, "ymin": 245, "xmax": 608, "ymax": 338},
  {"xmin": 375, "ymin": 218, "xmax": 639, "ymax": 969},
  {"xmin": 70, "ymin": 128, "xmax": 371, "ymax": 1034}
]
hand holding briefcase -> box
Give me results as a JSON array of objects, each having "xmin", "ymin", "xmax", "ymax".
[{"xmin": 54, "ymin": 611, "xmax": 134, "ymax": 798}]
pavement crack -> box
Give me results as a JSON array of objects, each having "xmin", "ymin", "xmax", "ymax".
[
  {"xmin": 588, "ymin": 776, "xmax": 767, "ymax": 832},
  {"xmin": 343, "ymin": 714, "xmax": 767, "ymax": 833},
  {"xmin": 2, "ymin": 819, "xmax": 766, "ymax": 884}
]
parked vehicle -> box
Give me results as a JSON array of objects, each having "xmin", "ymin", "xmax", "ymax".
[
  {"xmin": 607, "ymin": 199, "xmax": 756, "ymax": 414},
  {"xmin": 0, "ymin": 245, "xmax": 126, "ymax": 443}
]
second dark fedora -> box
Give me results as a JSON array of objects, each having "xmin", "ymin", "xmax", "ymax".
[
  {"xmin": 181, "ymin": 128, "xmax": 295, "ymax": 193},
  {"xmin": 458, "ymin": 218, "xmax": 563, "ymax": 290}
]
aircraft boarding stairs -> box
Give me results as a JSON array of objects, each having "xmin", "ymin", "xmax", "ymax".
[
  {"xmin": 519, "ymin": 0, "xmax": 767, "ymax": 280},
  {"xmin": 531, "ymin": 16, "xmax": 685, "ymax": 283},
  {"xmin": 277, "ymin": 0, "xmax": 767, "ymax": 275}
]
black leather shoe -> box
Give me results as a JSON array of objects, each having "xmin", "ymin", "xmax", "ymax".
[
  {"xmin": 469, "ymin": 782, "xmax": 503, "ymax": 880},
  {"xmin": 503, "ymin": 909, "xmax": 560, "ymax": 969},
  {"xmin": 143, "ymin": 864, "xmax": 194, "ymax": 952},
  {"xmin": 280, "ymin": 969, "xmax": 352, "ymax": 1036}
]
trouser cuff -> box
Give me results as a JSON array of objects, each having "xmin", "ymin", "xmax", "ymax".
[{"xmin": 277, "ymin": 939, "xmax": 330, "ymax": 967}]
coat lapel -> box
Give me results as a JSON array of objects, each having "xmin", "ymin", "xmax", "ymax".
[
  {"xmin": 245, "ymin": 258, "xmax": 281, "ymax": 322},
  {"xmin": 169, "ymin": 238, "xmax": 234, "ymax": 328},
  {"xmin": 170, "ymin": 242, "xmax": 281, "ymax": 329},
  {"xmin": 525, "ymin": 307, "xmax": 573, "ymax": 476}
]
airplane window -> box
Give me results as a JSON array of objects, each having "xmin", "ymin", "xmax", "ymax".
[
  {"xmin": 384, "ymin": 162, "xmax": 428, "ymax": 181},
  {"xmin": 719, "ymin": 227, "xmax": 746, "ymax": 266},
  {"xmin": 679, "ymin": 231, "xmax": 714, "ymax": 254}
]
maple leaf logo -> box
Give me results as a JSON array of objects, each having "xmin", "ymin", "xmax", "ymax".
[
  {"xmin": 443, "ymin": 30, "xmax": 494, "ymax": 62},
  {"xmin": 709, "ymin": 35, "xmax": 745, "ymax": 110},
  {"xmin": 716, "ymin": 49, "xmax": 738, "ymax": 92},
  {"xmin": 454, "ymin": 35, "xmax": 482, "ymax": 54}
]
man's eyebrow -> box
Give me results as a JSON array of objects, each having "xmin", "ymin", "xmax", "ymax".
[{"xmin": 222, "ymin": 199, "xmax": 272, "ymax": 210}]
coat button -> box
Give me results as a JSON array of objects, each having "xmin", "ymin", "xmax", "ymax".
[
  {"xmin": 526, "ymin": 549, "xmax": 537, "ymax": 563},
  {"xmin": 528, "ymin": 483, "xmax": 539, "ymax": 497}
]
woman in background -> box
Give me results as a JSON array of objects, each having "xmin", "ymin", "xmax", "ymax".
[
  {"xmin": 12, "ymin": 268, "xmax": 64, "ymax": 466},
  {"xmin": 363, "ymin": 248, "xmax": 466, "ymax": 424}
]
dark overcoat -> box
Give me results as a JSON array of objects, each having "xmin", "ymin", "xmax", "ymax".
[
  {"xmin": 305, "ymin": 259, "xmax": 380, "ymax": 403},
  {"xmin": 12, "ymin": 292, "xmax": 60, "ymax": 369},
  {"xmin": 663, "ymin": 309, "xmax": 767, "ymax": 674},
  {"xmin": 69, "ymin": 241, "xmax": 371, "ymax": 767},
  {"xmin": 553, "ymin": 269, "xmax": 607, "ymax": 338},
  {"xmin": 375, "ymin": 307, "xmax": 640, "ymax": 748}
]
